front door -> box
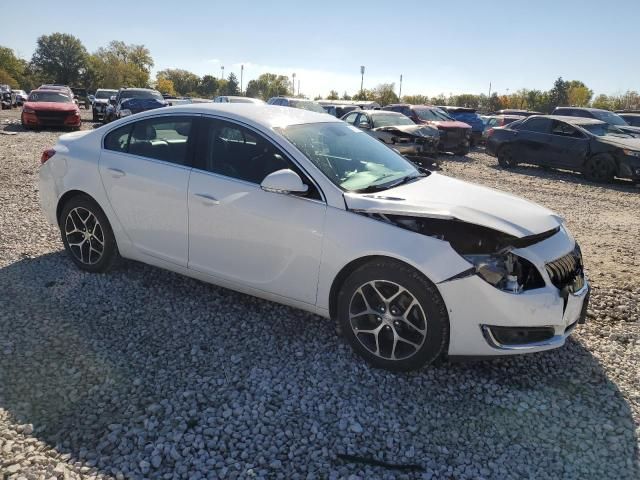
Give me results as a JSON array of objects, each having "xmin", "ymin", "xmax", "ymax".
[{"xmin": 187, "ymin": 118, "xmax": 326, "ymax": 305}]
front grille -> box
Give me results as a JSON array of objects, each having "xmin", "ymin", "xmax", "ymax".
[
  {"xmin": 35, "ymin": 111, "xmax": 70, "ymax": 124},
  {"xmin": 546, "ymin": 245, "xmax": 584, "ymax": 292}
]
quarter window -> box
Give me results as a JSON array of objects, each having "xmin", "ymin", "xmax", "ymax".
[
  {"xmin": 128, "ymin": 117, "xmax": 193, "ymax": 165},
  {"xmin": 104, "ymin": 124, "xmax": 132, "ymax": 152}
]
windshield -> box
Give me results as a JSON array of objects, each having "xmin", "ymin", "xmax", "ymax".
[
  {"xmin": 581, "ymin": 123, "xmax": 629, "ymax": 137},
  {"xmin": 591, "ymin": 110, "xmax": 628, "ymax": 126},
  {"xmin": 289, "ymin": 100, "xmax": 326, "ymax": 114},
  {"xmin": 27, "ymin": 91, "xmax": 72, "ymax": 103},
  {"xmin": 371, "ymin": 113, "xmax": 415, "ymax": 127},
  {"xmin": 95, "ymin": 90, "xmax": 117, "ymax": 99},
  {"xmin": 278, "ymin": 122, "xmax": 419, "ymax": 192},
  {"xmin": 414, "ymin": 108, "xmax": 452, "ymax": 122},
  {"xmin": 121, "ymin": 90, "xmax": 163, "ymax": 101}
]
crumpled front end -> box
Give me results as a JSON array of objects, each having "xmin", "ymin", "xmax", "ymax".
[{"xmin": 373, "ymin": 124, "xmax": 440, "ymax": 157}]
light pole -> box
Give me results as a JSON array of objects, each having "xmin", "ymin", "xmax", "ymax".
[
  {"xmin": 292, "ymin": 73, "xmax": 296, "ymax": 96},
  {"xmin": 360, "ymin": 66, "xmax": 365, "ymax": 95},
  {"xmin": 298, "ymin": 80, "xmax": 300, "ymax": 97},
  {"xmin": 399, "ymin": 74, "xmax": 403, "ymax": 100},
  {"xmin": 221, "ymin": 65, "xmax": 224, "ymax": 80},
  {"xmin": 240, "ymin": 65, "xmax": 244, "ymax": 95}
]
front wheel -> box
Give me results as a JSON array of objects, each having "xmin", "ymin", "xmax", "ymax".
[
  {"xmin": 337, "ymin": 259, "xmax": 449, "ymax": 371},
  {"xmin": 498, "ymin": 144, "xmax": 517, "ymax": 168},
  {"xmin": 584, "ymin": 154, "xmax": 615, "ymax": 183},
  {"xmin": 59, "ymin": 195, "xmax": 119, "ymax": 273}
]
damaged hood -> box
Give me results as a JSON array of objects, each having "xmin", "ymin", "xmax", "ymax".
[
  {"xmin": 373, "ymin": 124, "xmax": 439, "ymax": 138},
  {"xmin": 344, "ymin": 173, "xmax": 561, "ymax": 238}
]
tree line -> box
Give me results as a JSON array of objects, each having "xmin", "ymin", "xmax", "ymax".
[{"xmin": 1, "ymin": 32, "xmax": 638, "ymax": 111}]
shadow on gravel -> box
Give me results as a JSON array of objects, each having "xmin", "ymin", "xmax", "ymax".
[
  {"xmin": 0, "ymin": 252, "xmax": 638, "ymax": 479},
  {"xmin": 490, "ymin": 163, "xmax": 639, "ymax": 193}
]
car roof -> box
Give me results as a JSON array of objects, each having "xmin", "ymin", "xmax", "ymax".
[
  {"xmin": 554, "ymin": 106, "xmax": 608, "ymax": 113},
  {"xmin": 362, "ymin": 110, "xmax": 404, "ymax": 116},
  {"xmin": 31, "ymin": 88, "xmax": 70, "ymax": 94},
  {"xmin": 124, "ymin": 103, "xmax": 338, "ymax": 129},
  {"xmin": 531, "ymin": 114, "xmax": 606, "ymax": 126}
]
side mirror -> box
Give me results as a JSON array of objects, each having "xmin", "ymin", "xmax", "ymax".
[{"xmin": 261, "ymin": 169, "xmax": 308, "ymax": 194}]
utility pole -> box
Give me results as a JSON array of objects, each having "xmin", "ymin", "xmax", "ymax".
[
  {"xmin": 488, "ymin": 82, "xmax": 491, "ymax": 99},
  {"xmin": 240, "ymin": 65, "xmax": 244, "ymax": 95},
  {"xmin": 399, "ymin": 74, "xmax": 403, "ymax": 100},
  {"xmin": 360, "ymin": 66, "xmax": 365, "ymax": 95},
  {"xmin": 221, "ymin": 65, "xmax": 224, "ymax": 80},
  {"xmin": 292, "ymin": 73, "xmax": 296, "ymax": 96}
]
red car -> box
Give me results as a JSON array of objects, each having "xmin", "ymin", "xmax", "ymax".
[
  {"xmin": 21, "ymin": 89, "xmax": 81, "ymax": 130},
  {"xmin": 383, "ymin": 104, "xmax": 472, "ymax": 155}
]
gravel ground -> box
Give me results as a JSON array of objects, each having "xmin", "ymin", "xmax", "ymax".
[{"xmin": 0, "ymin": 107, "xmax": 638, "ymax": 479}]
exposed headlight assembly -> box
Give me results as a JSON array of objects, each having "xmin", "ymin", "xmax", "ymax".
[
  {"xmin": 622, "ymin": 149, "xmax": 640, "ymax": 158},
  {"xmin": 463, "ymin": 251, "xmax": 544, "ymax": 293},
  {"xmin": 119, "ymin": 109, "xmax": 132, "ymax": 117}
]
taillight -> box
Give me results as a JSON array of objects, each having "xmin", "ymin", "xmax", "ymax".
[
  {"xmin": 41, "ymin": 148, "xmax": 56, "ymax": 164},
  {"xmin": 486, "ymin": 128, "xmax": 495, "ymax": 137}
]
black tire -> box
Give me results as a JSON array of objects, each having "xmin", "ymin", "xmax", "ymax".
[
  {"xmin": 497, "ymin": 144, "xmax": 517, "ymax": 168},
  {"xmin": 92, "ymin": 112, "xmax": 98, "ymax": 122},
  {"xmin": 584, "ymin": 154, "xmax": 615, "ymax": 183},
  {"xmin": 455, "ymin": 146, "xmax": 470, "ymax": 156},
  {"xmin": 59, "ymin": 195, "xmax": 120, "ymax": 273},
  {"xmin": 337, "ymin": 259, "xmax": 449, "ymax": 371}
]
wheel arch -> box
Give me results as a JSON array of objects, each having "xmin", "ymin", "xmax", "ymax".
[
  {"xmin": 328, "ymin": 254, "xmax": 439, "ymax": 321},
  {"xmin": 56, "ymin": 190, "xmax": 101, "ymax": 225}
]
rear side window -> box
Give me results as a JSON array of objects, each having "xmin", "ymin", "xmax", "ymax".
[
  {"xmin": 128, "ymin": 116, "xmax": 193, "ymax": 165},
  {"xmin": 104, "ymin": 124, "xmax": 132, "ymax": 152},
  {"xmin": 343, "ymin": 112, "xmax": 359, "ymax": 124},
  {"xmin": 521, "ymin": 117, "xmax": 551, "ymax": 133}
]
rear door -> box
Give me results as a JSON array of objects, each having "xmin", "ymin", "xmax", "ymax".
[
  {"xmin": 99, "ymin": 115, "xmax": 195, "ymax": 266},
  {"xmin": 549, "ymin": 120, "xmax": 590, "ymax": 168},
  {"xmin": 516, "ymin": 117, "xmax": 553, "ymax": 164}
]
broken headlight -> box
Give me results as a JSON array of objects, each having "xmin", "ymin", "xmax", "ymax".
[{"xmin": 463, "ymin": 251, "xmax": 544, "ymax": 293}]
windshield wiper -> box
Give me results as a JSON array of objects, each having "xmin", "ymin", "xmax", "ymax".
[{"xmin": 353, "ymin": 173, "xmax": 426, "ymax": 194}]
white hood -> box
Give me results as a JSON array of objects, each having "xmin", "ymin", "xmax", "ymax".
[{"xmin": 344, "ymin": 173, "xmax": 562, "ymax": 238}]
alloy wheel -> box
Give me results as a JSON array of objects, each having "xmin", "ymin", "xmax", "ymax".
[
  {"xmin": 64, "ymin": 207, "xmax": 105, "ymax": 265},
  {"xmin": 349, "ymin": 280, "xmax": 427, "ymax": 361},
  {"xmin": 585, "ymin": 157, "xmax": 612, "ymax": 182}
]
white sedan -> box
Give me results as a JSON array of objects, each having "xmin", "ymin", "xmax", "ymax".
[{"xmin": 38, "ymin": 104, "xmax": 589, "ymax": 371}]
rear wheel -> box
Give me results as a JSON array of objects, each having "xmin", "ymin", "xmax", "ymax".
[
  {"xmin": 498, "ymin": 144, "xmax": 517, "ymax": 168},
  {"xmin": 337, "ymin": 259, "xmax": 449, "ymax": 371},
  {"xmin": 455, "ymin": 145, "xmax": 470, "ymax": 156},
  {"xmin": 584, "ymin": 154, "xmax": 615, "ymax": 183},
  {"xmin": 59, "ymin": 195, "xmax": 119, "ymax": 273}
]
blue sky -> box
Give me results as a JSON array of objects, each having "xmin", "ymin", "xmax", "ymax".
[{"xmin": 2, "ymin": 0, "xmax": 638, "ymax": 98}]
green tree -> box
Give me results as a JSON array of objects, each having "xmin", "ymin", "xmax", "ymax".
[
  {"xmin": 402, "ymin": 94, "xmax": 429, "ymax": 105},
  {"xmin": 224, "ymin": 73, "xmax": 239, "ymax": 95},
  {"xmin": 245, "ymin": 73, "xmax": 291, "ymax": 100},
  {"xmin": 197, "ymin": 75, "xmax": 219, "ymax": 98},
  {"xmin": 327, "ymin": 90, "xmax": 339, "ymax": 100},
  {"xmin": 157, "ymin": 69, "xmax": 199, "ymax": 95},
  {"xmin": 341, "ymin": 91, "xmax": 352, "ymax": 100},
  {"xmin": 0, "ymin": 46, "xmax": 29, "ymax": 88},
  {"xmin": 30, "ymin": 33, "xmax": 88, "ymax": 85},
  {"xmin": 369, "ymin": 83, "xmax": 398, "ymax": 106},
  {"xmin": 548, "ymin": 77, "xmax": 569, "ymax": 110},
  {"xmin": 352, "ymin": 89, "xmax": 371, "ymax": 101},
  {"xmin": 89, "ymin": 41, "xmax": 154, "ymax": 89},
  {"xmin": 591, "ymin": 94, "xmax": 611, "ymax": 110}
]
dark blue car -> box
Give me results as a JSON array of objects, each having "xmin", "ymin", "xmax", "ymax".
[
  {"xmin": 105, "ymin": 88, "xmax": 167, "ymax": 123},
  {"xmin": 438, "ymin": 106, "xmax": 485, "ymax": 146}
]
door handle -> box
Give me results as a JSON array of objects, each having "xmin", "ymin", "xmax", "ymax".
[
  {"xmin": 107, "ymin": 167, "xmax": 126, "ymax": 178},
  {"xmin": 194, "ymin": 193, "xmax": 220, "ymax": 205}
]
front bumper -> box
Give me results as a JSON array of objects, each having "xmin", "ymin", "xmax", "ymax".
[
  {"xmin": 438, "ymin": 228, "xmax": 589, "ymax": 357},
  {"xmin": 440, "ymin": 274, "xmax": 589, "ymax": 357},
  {"xmin": 618, "ymin": 156, "xmax": 640, "ymax": 181},
  {"xmin": 22, "ymin": 111, "xmax": 81, "ymax": 128}
]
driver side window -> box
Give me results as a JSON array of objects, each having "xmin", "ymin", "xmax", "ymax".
[{"xmin": 197, "ymin": 119, "xmax": 321, "ymax": 199}]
